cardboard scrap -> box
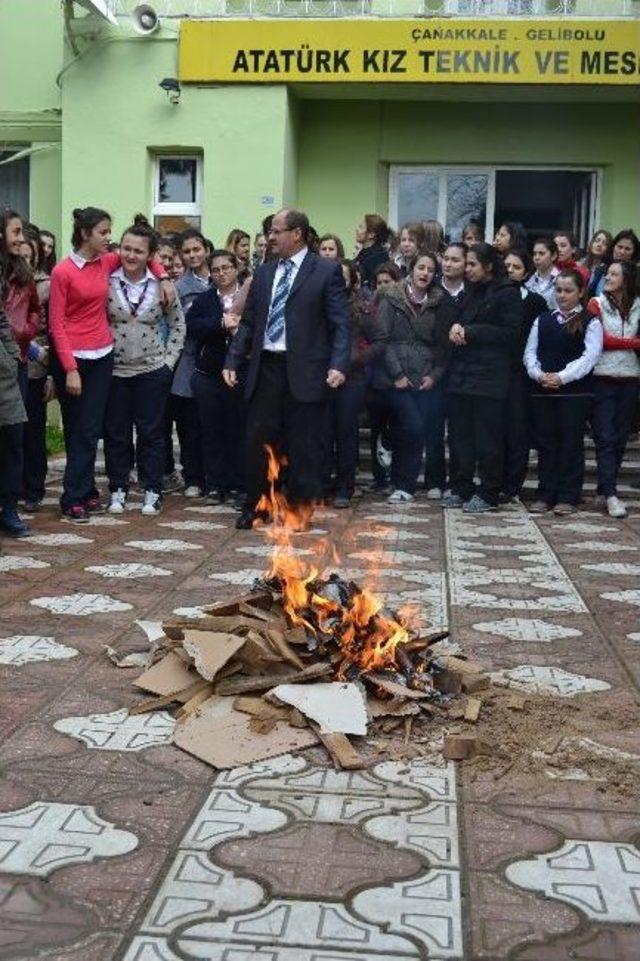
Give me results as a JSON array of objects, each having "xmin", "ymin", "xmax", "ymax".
[
  {"xmin": 135, "ymin": 620, "xmax": 166, "ymax": 643},
  {"xmin": 104, "ymin": 645, "xmax": 149, "ymax": 669},
  {"xmin": 133, "ymin": 651, "xmax": 195, "ymax": 697},
  {"xmin": 173, "ymin": 695, "xmax": 316, "ymax": 768},
  {"xmin": 271, "ymin": 682, "xmax": 368, "ymax": 736},
  {"xmin": 181, "ymin": 629, "xmax": 246, "ymax": 682},
  {"xmin": 215, "ymin": 661, "xmax": 332, "ymax": 696},
  {"xmin": 368, "ymin": 697, "xmax": 421, "ymax": 719},
  {"xmin": 366, "ymin": 674, "xmax": 431, "ymax": 699}
]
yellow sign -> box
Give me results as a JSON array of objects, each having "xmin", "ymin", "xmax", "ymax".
[{"xmin": 179, "ymin": 18, "xmax": 640, "ymax": 85}]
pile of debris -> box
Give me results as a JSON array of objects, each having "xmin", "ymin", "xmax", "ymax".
[{"xmin": 127, "ymin": 571, "xmax": 491, "ymax": 770}]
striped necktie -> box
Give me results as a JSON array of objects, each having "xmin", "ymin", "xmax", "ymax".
[{"xmin": 265, "ymin": 258, "xmax": 294, "ymax": 344}]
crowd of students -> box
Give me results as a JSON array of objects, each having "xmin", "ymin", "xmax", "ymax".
[{"xmin": 0, "ymin": 201, "xmax": 639, "ymax": 538}]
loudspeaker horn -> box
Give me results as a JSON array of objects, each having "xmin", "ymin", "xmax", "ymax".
[{"xmin": 131, "ymin": 4, "xmax": 160, "ymax": 35}]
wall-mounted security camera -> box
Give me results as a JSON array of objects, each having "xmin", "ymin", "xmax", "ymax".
[
  {"xmin": 131, "ymin": 3, "xmax": 160, "ymax": 35},
  {"xmin": 159, "ymin": 77, "xmax": 181, "ymax": 104}
]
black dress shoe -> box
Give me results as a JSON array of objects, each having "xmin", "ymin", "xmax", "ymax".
[
  {"xmin": 235, "ymin": 508, "xmax": 254, "ymax": 529},
  {"xmin": 0, "ymin": 507, "xmax": 31, "ymax": 538}
]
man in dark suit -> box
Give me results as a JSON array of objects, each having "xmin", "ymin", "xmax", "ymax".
[{"xmin": 223, "ymin": 207, "xmax": 351, "ymax": 530}]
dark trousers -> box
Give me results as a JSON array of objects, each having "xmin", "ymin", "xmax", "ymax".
[
  {"xmin": 387, "ymin": 385, "xmax": 446, "ymax": 494},
  {"xmin": 449, "ymin": 393, "xmax": 505, "ymax": 506},
  {"xmin": 502, "ymin": 371, "xmax": 533, "ymax": 498},
  {"xmin": 245, "ymin": 352, "xmax": 327, "ymax": 507},
  {"xmin": 104, "ymin": 366, "xmax": 172, "ymax": 494},
  {"xmin": 169, "ymin": 395, "xmax": 203, "ymax": 488},
  {"xmin": 422, "ymin": 383, "xmax": 447, "ymax": 490},
  {"xmin": 326, "ymin": 379, "xmax": 365, "ymax": 498},
  {"xmin": 531, "ymin": 394, "xmax": 591, "ymax": 506},
  {"xmin": 51, "ymin": 352, "xmax": 114, "ymax": 509},
  {"xmin": 192, "ymin": 370, "xmax": 245, "ymax": 495},
  {"xmin": 592, "ymin": 377, "xmax": 638, "ymax": 497},
  {"xmin": 23, "ymin": 376, "xmax": 48, "ymax": 502},
  {"xmin": 366, "ymin": 388, "xmax": 392, "ymax": 486},
  {"xmin": 0, "ymin": 422, "xmax": 24, "ymax": 509}
]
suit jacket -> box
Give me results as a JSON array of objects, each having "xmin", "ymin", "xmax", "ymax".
[{"xmin": 225, "ymin": 251, "xmax": 351, "ymax": 403}]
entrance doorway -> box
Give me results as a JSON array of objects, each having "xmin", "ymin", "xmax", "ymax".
[{"xmin": 389, "ymin": 165, "xmax": 600, "ymax": 247}]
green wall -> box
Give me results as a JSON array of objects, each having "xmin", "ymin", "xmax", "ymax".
[
  {"xmin": 0, "ymin": 0, "xmax": 62, "ymax": 239},
  {"xmin": 297, "ymin": 98, "xmax": 640, "ymax": 244},
  {"xmin": 60, "ymin": 36, "xmax": 296, "ymax": 246}
]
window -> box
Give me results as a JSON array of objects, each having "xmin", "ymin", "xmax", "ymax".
[
  {"xmin": 152, "ymin": 155, "xmax": 202, "ymax": 234},
  {"xmin": 0, "ymin": 150, "xmax": 30, "ymax": 220},
  {"xmin": 390, "ymin": 166, "xmax": 491, "ymax": 240},
  {"xmin": 389, "ymin": 165, "xmax": 601, "ymax": 247}
]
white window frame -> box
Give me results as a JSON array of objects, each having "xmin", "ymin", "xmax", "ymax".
[
  {"xmin": 152, "ymin": 154, "xmax": 203, "ymax": 220},
  {"xmin": 389, "ymin": 164, "xmax": 602, "ymax": 245},
  {"xmin": 389, "ymin": 164, "xmax": 495, "ymax": 238}
]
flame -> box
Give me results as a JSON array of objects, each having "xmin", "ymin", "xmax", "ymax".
[{"xmin": 256, "ymin": 446, "xmax": 410, "ymax": 674}]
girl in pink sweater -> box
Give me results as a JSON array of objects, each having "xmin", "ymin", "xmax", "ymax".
[{"xmin": 49, "ymin": 207, "xmax": 170, "ymax": 521}]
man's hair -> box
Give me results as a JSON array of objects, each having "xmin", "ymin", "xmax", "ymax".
[{"xmin": 281, "ymin": 208, "xmax": 310, "ymax": 243}]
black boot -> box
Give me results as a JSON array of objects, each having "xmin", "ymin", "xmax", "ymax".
[{"xmin": 0, "ymin": 505, "xmax": 31, "ymax": 538}]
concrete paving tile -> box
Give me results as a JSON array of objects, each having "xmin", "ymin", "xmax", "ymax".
[
  {"xmin": 28, "ymin": 931, "xmax": 123, "ymax": 961},
  {"xmin": 215, "ymin": 821, "xmax": 423, "ymax": 898},
  {"xmin": 466, "ymin": 871, "xmax": 578, "ymax": 959},
  {"xmin": 139, "ymin": 850, "xmax": 264, "ymax": 935},
  {"xmin": 0, "ymin": 873, "xmax": 97, "ymax": 960},
  {"xmin": 516, "ymin": 925, "xmax": 640, "ymax": 961},
  {"xmin": 459, "ymin": 803, "xmax": 561, "ymax": 873},
  {"xmin": 0, "ymin": 801, "xmax": 137, "ymax": 876},
  {"xmin": 506, "ymin": 839, "xmax": 640, "ymax": 923},
  {"xmin": 176, "ymin": 899, "xmax": 422, "ymax": 957}
]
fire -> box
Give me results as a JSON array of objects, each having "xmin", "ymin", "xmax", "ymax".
[{"xmin": 255, "ymin": 446, "xmax": 410, "ymax": 674}]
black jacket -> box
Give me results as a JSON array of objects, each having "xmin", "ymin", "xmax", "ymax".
[
  {"xmin": 225, "ymin": 251, "xmax": 351, "ymax": 403},
  {"xmin": 186, "ymin": 287, "xmax": 228, "ymax": 378},
  {"xmin": 355, "ymin": 244, "xmax": 389, "ymax": 289},
  {"xmin": 447, "ymin": 277, "xmax": 523, "ymax": 400},
  {"xmin": 518, "ymin": 287, "xmax": 548, "ymax": 361}
]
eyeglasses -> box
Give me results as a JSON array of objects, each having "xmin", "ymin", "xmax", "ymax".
[
  {"xmin": 211, "ymin": 264, "xmax": 235, "ymax": 273},
  {"xmin": 268, "ymin": 227, "xmax": 294, "ymax": 236}
]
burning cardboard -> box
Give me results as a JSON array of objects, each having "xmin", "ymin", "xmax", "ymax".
[{"xmin": 120, "ymin": 448, "xmax": 487, "ymax": 770}]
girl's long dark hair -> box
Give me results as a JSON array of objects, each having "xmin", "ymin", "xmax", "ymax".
[
  {"xmin": 71, "ymin": 206, "xmax": 111, "ymax": 250},
  {"xmin": 39, "ymin": 230, "xmax": 57, "ymax": 274},
  {"xmin": 471, "ymin": 241, "xmax": 507, "ymax": 279},
  {"xmin": 605, "ymin": 261, "xmax": 639, "ymax": 319},
  {"xmin": 0, "ymin": 207, "xmax": 32, "ymax": 296}
]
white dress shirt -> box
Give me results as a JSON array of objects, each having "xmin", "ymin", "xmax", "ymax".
[
  {"xmin": 524, "ymin": 310, "xmax": 603, "ymax": 385},
  {"xmin": 263, "ymin": 246, "xmax": 308, "ymax": 352}
]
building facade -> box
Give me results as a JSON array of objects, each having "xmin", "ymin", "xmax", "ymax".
[{"xmin": 0, "ymin": 0, "xmax": 639, "ymax": 251}]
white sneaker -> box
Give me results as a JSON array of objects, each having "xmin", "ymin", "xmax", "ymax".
[
  {"xmin": 426, "ymin": 487, "xmax": 443, "ymax": 500},
  {"xmin": 108, "ymin": 489, "xmax": 127, "ymax": 514},
  {"xmin": 183, "ymin": 486, "xmax": 202, "ymax": 498},
  {"xmin": 606, "ymin": 495, "xmax": 627, "ymax": 518},
  {"xmin": 141, "ymin": 491, "xmax": 162, "ymax": 516},
  {"xmin": 387, "ymin": 489, "xmax": 415, "ymax": 504}
]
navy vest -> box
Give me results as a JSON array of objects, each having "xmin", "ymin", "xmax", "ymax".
[{"xmin": 534, "ymin": 310, "xmax": 594, "ymax": 396}]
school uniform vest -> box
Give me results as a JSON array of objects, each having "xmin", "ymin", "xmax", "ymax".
[{"xmin": 534, "ymin": 310, "xmax": 594, "ymax": 396}]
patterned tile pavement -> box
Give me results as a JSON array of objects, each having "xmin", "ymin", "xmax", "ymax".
[{"xmin": 0, "ymin": 455, "xmax": 638, "ymax": 960}]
